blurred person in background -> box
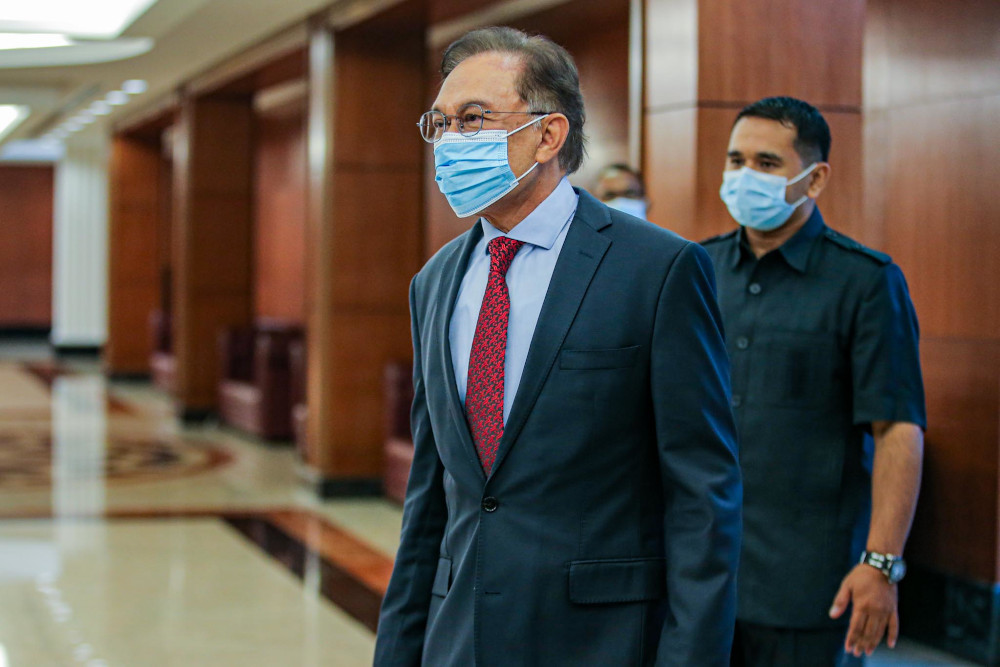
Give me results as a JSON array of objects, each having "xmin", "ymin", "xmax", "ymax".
[{"xmin": 592, "ymin": 162, "xmax": 650, "ymax": 220}]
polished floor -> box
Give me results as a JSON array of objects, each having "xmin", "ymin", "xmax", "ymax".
[{"xmin": 0, "ymin": 342, "xmax": 977, "ymax": 666}]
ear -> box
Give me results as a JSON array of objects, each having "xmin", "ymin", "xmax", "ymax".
[
  {"xmin": 807, "ymin": 162, "xmax": 832, "ymax": 199},
  {"xmin": 534, "ymin": 113, "xmax": 569, "ymax": 166}
]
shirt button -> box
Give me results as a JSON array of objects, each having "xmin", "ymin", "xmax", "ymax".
[
  {"xmin": 736, "ymin": 336, "xmax": 750, "ymax": 350},
  {"xmin": 731, "ymin": 395, "xmax": 742, "ymax": 408},
  {"xmin": 481, "ymin": 496, "xmax": 499, "ymax": 513},
  {"xmin": 748, "ymin": 283, "xmax": 762, "ymax": 295}
]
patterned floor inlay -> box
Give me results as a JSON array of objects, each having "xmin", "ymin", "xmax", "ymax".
[
  {"xmin": 22, "ymin": 361, "xmax": 134, "ymax": 414},
  {"xmin": 0, "ymin": 428, "xmax": 232, "ymax": 488}
]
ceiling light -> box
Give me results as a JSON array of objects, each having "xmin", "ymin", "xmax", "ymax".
[
  {"xmin": 0, "ymin": 33, "xmax": 72, "ymax": 50},
  {"xmin": 0, "ymin": 105, "xmax": 28, "ymax": 141},
  {"xmin": 89, "ymin": 100, "xmax": 112, "ymax": 115},
  {"xmin": 0, "ymin": 0, "xmax": 159, "ymax": 39},
  {"xmin": 105, "ymin": 90, "xmax": 129, "ymax": 105},
  {"xmin": 121, "ymin": 79, "xmax": 147, "ymax": 94}
]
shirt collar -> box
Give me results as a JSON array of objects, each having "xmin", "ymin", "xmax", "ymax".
[
  {"xmin": 730, "ymin": 206, "xmax": 826, "ymax": 273},
  {"xmin": 479, "ymin": 177, "xmax": 578, "ymax": 250}
]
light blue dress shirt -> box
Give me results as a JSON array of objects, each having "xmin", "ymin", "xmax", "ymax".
[{"xmin": 450, "ymin": 177, "xmax": 579, "ymax": 424}]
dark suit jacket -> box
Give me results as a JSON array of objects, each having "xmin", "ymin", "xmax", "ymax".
[{"xmin": 375, "ymin": 189, "xmax": 742, "ymax": 666}]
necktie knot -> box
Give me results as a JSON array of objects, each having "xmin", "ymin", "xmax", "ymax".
[{"xmin": 488, "ymin": 237, "xmax": 524, "ymax": 277}]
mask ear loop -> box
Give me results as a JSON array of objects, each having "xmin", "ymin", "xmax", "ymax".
[
  {"xmin": 504, "ymin": 113, "xmax": 550, "ymax": 138},
  {"xmin": 786, "ymin": 162, "xmax": 818, "ymax": 208},
  {"xmin": 507, "ymin": 113, "xmax": 552, "ymax": 182}
]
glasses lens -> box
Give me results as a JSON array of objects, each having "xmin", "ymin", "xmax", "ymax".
[
  {"xmin": 457, "ymin": 104, "xmax": 484, "ymax": 137},
  {"xmin": 418, "ymin": 111, "xmax": 446, "ymax": 143}
]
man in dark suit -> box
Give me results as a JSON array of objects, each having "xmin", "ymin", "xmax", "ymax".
[{"xmin": 375, "ymin": 26, "xmax": 742, "ymax": 666}]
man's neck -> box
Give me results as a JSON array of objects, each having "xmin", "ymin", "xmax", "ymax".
[
  {"xmin": 745, "ymin": 202, "xmax": 814, "ymax": 258},
  {"xmin": 482, "ymin": 168, "xmax": 564, "ymax": 234}
]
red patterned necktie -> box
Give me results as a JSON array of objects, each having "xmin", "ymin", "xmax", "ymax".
[{"xmin": 466, "ymin": 237, "xmax": 525, "ymax": 475}]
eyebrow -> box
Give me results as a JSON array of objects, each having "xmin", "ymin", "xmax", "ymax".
[
  {"xmin": 431, "ymin": 99, "xmax": 492, "ymax": 113},
  {"xmin": 727, "ymin": 150, "xmax": 784, "ymax": 163}
]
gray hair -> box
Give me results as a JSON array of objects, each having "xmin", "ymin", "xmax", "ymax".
[{"xmin": 440, "ymin": 26, "xmax": 587, "ymax": 174}]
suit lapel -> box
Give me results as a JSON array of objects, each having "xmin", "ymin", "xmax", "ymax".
[
  {"xmin": 489, "ymin": 193, "xmax": 612, "ymax": 479},
  {"xmin": 435, "ymin": 223, "xmax": 486, "ymax": 480}
]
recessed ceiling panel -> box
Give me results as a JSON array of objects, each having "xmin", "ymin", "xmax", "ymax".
[
  {"xmin": 0, "ymin": 38, "xmax": 153, "ymax": 68},
  {"xmin": 0, "ymin": 0, "xmax": 159, "ymax": 39}
]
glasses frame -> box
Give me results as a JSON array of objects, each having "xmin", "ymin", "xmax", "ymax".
[{"xmin": 417, "ymin": 103, "xmax": 553, "ymax": 143}]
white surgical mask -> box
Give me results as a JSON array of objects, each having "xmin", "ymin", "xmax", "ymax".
[
  {"xmin": 719, "ymin": 163, "xmax": 816, "ymax": 231},
  {"xmin": 604, "ymin": 197, "xmax": 648, "ymax": 221}
]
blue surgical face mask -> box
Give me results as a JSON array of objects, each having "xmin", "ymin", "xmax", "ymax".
[
  {"xmin": 433, "ymin": 115, "xmax": 548, "ymax": 218},
  {"xmin": 719, "ymin": 163, "xmax": 816, "ymax": 231},
  {"xmin": 604, "ymin": 197, "xmax": 648, "ymax": 221}
]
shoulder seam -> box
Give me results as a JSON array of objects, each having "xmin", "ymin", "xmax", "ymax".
[{"xmin": 822, "ymin": 229, "xmax": 891, "ymax": 265}]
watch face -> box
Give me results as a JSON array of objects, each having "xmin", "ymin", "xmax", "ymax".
[{"xmin": 888, "ymin": 560, "xmax": 907, "ymax": 584}]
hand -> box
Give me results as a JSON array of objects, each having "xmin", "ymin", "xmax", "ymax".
[{"xmin": 829, "ymin": 563, "xmax": 899, "ymax": 656}]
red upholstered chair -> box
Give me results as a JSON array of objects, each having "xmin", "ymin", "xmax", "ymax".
[
  {"xmin": 383, "ymin": 361, "xmax": 415, "ymax": 504},
  {"xmin": 149, "ymin": 309, "xmax": 176, "ymax": 393},
  {"xmin": 217, "ymin": 321, "xmax": 304, "ymax": 441},
  {"xmin": 288, "ymin": 337, "xmax": 310, "ymax": 461}
]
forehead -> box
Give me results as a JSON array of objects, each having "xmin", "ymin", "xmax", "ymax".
[
  {"xmin": 433, "ymin": 51, "xmax": 525, "ymax": 112},
  {"xmin": 597, "ymin": 170, "xmax": 640, "ymax": 195},
  {"xmin": 728, "ymin": 116, "xmax": 798, "ymax": 156}
]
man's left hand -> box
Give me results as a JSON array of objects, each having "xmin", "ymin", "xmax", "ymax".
[{"xmin": 829, "ymin": 563, "xmax": 898, "ymax": 656}]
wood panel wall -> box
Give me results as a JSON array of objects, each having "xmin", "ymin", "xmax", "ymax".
[
  {"xmin": 424, "ymin": 0, "xmax": 631, "ymax": 257},
  {"xmin": 254, "ymin": 110, "xmax": 307, "ymax": 324},
  {"xmin": 0, "ymin": 165, "xmax": 53, "ymax": 329},
  {"xmin": 172, "ymin": 95, "xmax": 255, "ymax": 415},
  {"xmin": 864, "ymin": 0, "xmax": 1000, "ymax": 585},
  {"xmin": 105, "ymin": 136, "xmax": 166, "ymax": 374},
  {"xmin": 305, "ymin": 1, "xmax": 425, "ymax": 487}
]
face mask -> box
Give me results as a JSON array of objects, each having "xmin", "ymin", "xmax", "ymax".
[
  {"xmin": 433, "ymin": 115, "xmax": 548, "ymax": 218},
  {"xmin": 719, "ymin": 163, "xmax": 816, "ymax": 231},
  {"xmin": 604, "ymin": 197, "xmax": 648, "ymax": 220}
]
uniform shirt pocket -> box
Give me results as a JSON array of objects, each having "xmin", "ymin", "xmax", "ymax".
[{"xmin": 752, "ymin": 331, "xmax": 843, "ymax": 409}]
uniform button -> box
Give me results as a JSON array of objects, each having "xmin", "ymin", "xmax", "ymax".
[
  {"xmin": 736, "ymin": 336, "xmax": 750, "ymax": 350},
  {"xmin": 731, "ymin": 395, "xmax": 742, "ymax": 408},
  {"xmin": 481, "ymin": 496, "xmax": 498, "ymax": 512},
  {"xmin": 748, "ymin": 283, "xmax": 762, "ymax": 295}
]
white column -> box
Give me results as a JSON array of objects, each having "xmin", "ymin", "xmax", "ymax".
[{"xmin": 51, "ymin": 130, "xmax": 109, "ymax": 348}]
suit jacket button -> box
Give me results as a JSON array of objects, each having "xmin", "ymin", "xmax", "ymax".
[{"xmin": 481, "ymin": 496, "xmax": 499, "ymax": 512}]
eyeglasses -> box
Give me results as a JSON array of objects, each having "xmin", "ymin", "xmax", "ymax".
[{"xmin": 417, "ymin": 103, "xmax": 553, "ymax": 143}]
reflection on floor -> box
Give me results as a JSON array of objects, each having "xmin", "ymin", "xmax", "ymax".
[{"xmin": 0, "ymin": 347, "xmax": 977, "ymax": 665}]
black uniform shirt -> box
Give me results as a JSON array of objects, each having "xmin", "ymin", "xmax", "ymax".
[{"xmin": 701, "ymin": 206, "xmax": 926, "ymax": 628}]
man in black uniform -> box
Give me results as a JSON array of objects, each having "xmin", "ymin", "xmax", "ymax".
[{"xmin": 702, "ymin": 97, "xmax": 926, "ymax": 666}]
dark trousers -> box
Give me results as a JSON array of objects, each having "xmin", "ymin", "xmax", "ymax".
[{"xmin": 730, "ymin": 620, "xmax": 865, "ymax": 667}]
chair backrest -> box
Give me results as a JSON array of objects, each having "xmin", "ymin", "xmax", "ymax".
[
  {"xmin": 253, "ymin": 326, "xmax": 304, "ymax": 391},
  {"xmin": 148, "ymin": 309, "xmax": 172, "ymax": 353},
  {"xmin": 218, "ymin": 327, "xmax": 256, "ymax": 382},
  {"xmin": 288, "ymin": 337, "xmax": 307, "ymax": 407},
  {"xmin": 384, "ymin": 361, "xmax": 414, "ymax": 440}
]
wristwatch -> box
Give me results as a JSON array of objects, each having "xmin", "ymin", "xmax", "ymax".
[{"xmin": 860, "ymin": 551, "xmax": 906, "ymax": 584}]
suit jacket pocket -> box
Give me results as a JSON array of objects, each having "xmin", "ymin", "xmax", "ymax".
[
  {"xmin": 560, "ymin": 345, "xmax": 641, "ymax": 370},
  {"xmin": 431, "ymin": 556, "xmax": 452, "ymax": 597},
  {"xmin": 567, "ymin": 557, "xmax": 665, "ymax": 604}
]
